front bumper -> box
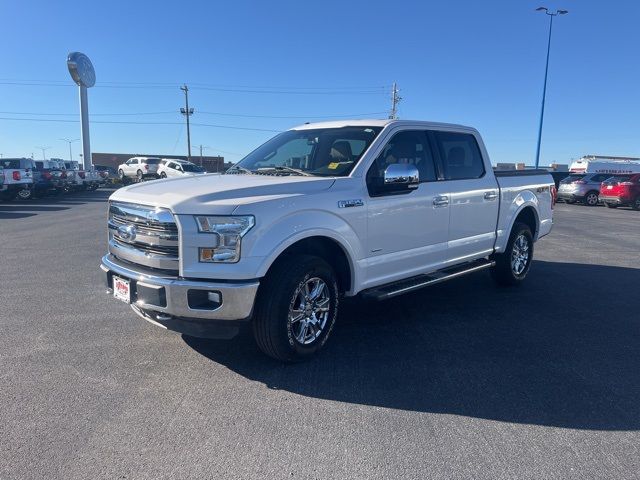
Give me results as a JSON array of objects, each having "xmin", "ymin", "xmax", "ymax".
[{"xmin": 100, "ymin": 254, "xmax": 259, "ymax": 337}]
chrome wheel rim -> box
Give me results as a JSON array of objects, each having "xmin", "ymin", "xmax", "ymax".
[
  {"xmin": 288, "ymin": 277, "xmax": 330, "ymax": 345},
  {"xmin": 17, "ymin": 189, "xmax": 30, "ymax": 199},
  {"xmin": 511, "ymin": 234, "xmax": 530, "ymax": 276},
  {"xmin": 587, "ymin": 193, "xmax": 598, "ymax": 205}
]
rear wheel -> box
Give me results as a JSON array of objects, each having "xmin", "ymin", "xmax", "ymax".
[
  {"xmin": 16, "ymin": 188, "xmax": 33, "ymax": 201},
  {"xmin": 252, "ymin": 254, "xmax": 339, "ymax": 362},
  {"xmin": 136, "ymin": 170, "xmax": 143, "ymax": 181},
  {"xmin": 491, "ymin": 222, "xmax": 534, "ymax": 286},
  {"xmin": 565, "ymin": 199, "xmax": 576, "ymax": 204},
  {"xmin": 632, "ymin": 197, "xmax": 640, "ymax": 211},
  {"xmin": 160, "ymin": 171, "xmax": 167, "ymax": 178},
  {"xmin": 584, "ymin": 191, "xmax": 599, "ymax": 206}
]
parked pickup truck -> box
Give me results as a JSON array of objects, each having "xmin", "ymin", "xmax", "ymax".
[
  {"xmin": 101, "ymin": 120, "xmax": 554, "ymax": 361},
  {"xmin": 0, "ymin": 158, "xmax": 34, "ymax": 201}
]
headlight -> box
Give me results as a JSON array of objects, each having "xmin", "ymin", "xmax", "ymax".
[{"xmin": 195, "ymin": 215, "xmax": 255, "ymax": 263}]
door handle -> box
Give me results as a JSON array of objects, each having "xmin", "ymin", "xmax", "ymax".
[
  {"xmin": 433, "ymin": 195, "xmax": 449, "ymax": 207},
  {"xmin": 484, "ymin": 191, "xmax": 498, "ymax": 201}
]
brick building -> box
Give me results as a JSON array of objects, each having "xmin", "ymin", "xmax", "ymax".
[{"xmin": 92, "ymin": 152, "xmax": 230, "ymax": 173}]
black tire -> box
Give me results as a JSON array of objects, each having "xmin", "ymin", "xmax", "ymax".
[
  {"xmin": 252, "ymin": 254, "xmax": 339, "ymax": 362},
  {"xmin": 136, "ymin": 170, "xmax": 143, "ymax": 181},
  {"xmin": 632, "ymin": 197, "xmax": 640, "ymax": 211},
  {"xmin": 160, "ymin": 172, "xmax": 167, "ymax": 178},
  {"xmin": 491, "ymin": 222, "xmax": 534, "ymax": 287},
  {"xmin": 584, "ymin": 191, "xmax": 599, "ymax": 206},
  {"xmin": 119, "ymin": 169, "xmax": 126, "ymax": 183},
  {"xmin": 605, "ymin": 202, "xmax": 617, "ymax": 209}
]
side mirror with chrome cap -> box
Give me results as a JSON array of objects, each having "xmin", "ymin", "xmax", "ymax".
[{"xmin": 384, "ymin": 163, "xmax": 420, "ymax": 188}]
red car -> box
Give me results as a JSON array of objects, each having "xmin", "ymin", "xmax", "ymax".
[{"xmin": 600, "ymin": 174, "xmax": 640, "ymax": 210}]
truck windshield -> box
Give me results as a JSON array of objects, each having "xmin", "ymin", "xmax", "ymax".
[{"xmin": 228, "ymin": 126, "xmax": 383, "ymax": 177}]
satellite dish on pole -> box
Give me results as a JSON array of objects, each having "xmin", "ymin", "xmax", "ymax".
[{"xmin": 67, "ymin": 52, "xmax": 95, "ymax": 170}]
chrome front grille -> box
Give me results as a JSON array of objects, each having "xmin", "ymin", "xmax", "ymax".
[{"xmin": 108, "ymin": 202, "xmax": 179, "ymax": 272}]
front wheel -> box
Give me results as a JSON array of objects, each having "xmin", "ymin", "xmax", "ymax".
[
  {"xmin": 119, "ymin": 169, "xmax": 126, "ymax": 183},
  {"xmin": 491, "ymin": 222, "xmax": 534, "ymax": 286},
  {"xmin": 632, "ymin": 197, "xmax": 640, "ymax": 211},
  {"xmin": 136, "ymin": 170, "xmax": 143, "ymax": 181},
  {"xmin": 160, "ymin": 172, "xmax": 167, "ymax": 178},
  {"xmin": 584, "ymin": 191, "xmax": 599, "ymax": 206},
  {"xmin": 252, "ymin": 254, "xmax": 339, "ymax": 362}
]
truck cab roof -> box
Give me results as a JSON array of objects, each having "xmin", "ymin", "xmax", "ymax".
[{"xmin": 290, "ymin": 119, "xmax": 475, "ymax": 132}]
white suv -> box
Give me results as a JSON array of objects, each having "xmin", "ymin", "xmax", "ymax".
[
  {"xmin": 157, "ymin": 159, "xmax": 206, "ymax": 178},
  {"xmin": 117, "ymin": 157, "xmax": 162, "ymax": 182}
]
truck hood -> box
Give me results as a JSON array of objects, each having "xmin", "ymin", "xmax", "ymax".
[{"xmin": 109, "ymin": 173, "xmax": 335, "ymax": 214}]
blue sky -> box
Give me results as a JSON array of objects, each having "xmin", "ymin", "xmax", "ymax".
[{"xmin": 0, "ymin": 0, "xmax": 638, "ymax": 165}]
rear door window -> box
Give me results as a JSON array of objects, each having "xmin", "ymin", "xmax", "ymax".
[
  {"xmin": 561, "ymin": 174, "xmax": 585, "ymax": 183},
  {"xmin": 433, "ymin": 131, "xmax": 485, "ymax": 180}
]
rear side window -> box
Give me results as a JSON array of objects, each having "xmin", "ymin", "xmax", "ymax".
[
  {"xmin": 145, "ymin": 159, "xmax": 161, "ymax": 165},
  {"xmin": 433, "ymin": 131, "xmax": 485, "ymax": 180},
  {"xmin": 590, "ymin": 174, "xmax": 613, "ymax": 182},
  {"xmin": 562, "ymin": 174, "xmax": 585, "ymax": 183}
]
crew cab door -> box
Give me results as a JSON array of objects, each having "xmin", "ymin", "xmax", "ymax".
[
  {"xmin": 363, "ymin": 129, "xmax": 450, "ymax": 288},
  {"xmin": 431, "ymin": 130, "xmax": 499, "ymax": 264}
]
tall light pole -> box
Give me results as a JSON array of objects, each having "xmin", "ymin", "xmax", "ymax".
[
  {"xmin": 60, "ymin": 138, "xmax": 80, "ymax": 160},
  {"xmin": 534, "ymin": 7, "xmax": 568, "ymax": 168},
  {"xmin": 180, "ymin": 85, "xmax": 194, "ymax": 161},
  {"xmin": 35, "ymin": 146, "xmax": 51, "ymax": 160}
]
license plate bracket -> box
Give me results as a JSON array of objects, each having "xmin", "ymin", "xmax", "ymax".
[{"xmin": 113, "ymin": 275, "xmax": 131, "ymax": 304}]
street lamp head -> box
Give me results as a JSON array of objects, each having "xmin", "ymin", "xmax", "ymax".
[
  {"xmin": 557, "ymin": 9, "xmax": 569, "ymax": 15},
  {"xmin": 536, "ymin": 6, "xmax": 548, "ymax": 12}
]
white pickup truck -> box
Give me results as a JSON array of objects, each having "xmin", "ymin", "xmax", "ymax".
[{"xmin": 101, "ymin": 120, "xmax": 554, "ymax": 361}]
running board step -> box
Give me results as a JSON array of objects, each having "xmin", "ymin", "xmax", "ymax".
[{"xmin": 361, "ymin": 258, "xmax": 495, "ymax": 301}]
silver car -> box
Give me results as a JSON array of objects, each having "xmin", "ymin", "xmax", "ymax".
[
  {"xmin": 557, "ymin": 172, "xmax": 613, "ymax": 206},
  {"xmin": 117, "ymin": 157, "xmax": 162, "ymax": 182}
]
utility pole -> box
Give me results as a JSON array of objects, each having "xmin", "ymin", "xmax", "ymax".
[
  {"xmin": 35, "ymin": 146, "xmax": 51, "ymax": 160},
  {"xmin": 198, "ymin": 145, "xmax": 210, "ymax": 169},
  {"xmin": 60, "ymin": 138, "xmax": 79, "ymax": 161},
  {"xmin": 180, "ymin": 85, "xmax": 194, "ymax": 161},
  {"xmin": 534, "ymin": 7, "xmax": 568, "ymax": 168},
  {"xmin": 389, "ymin": 82, "xmax": 401, "ymax": 119}
]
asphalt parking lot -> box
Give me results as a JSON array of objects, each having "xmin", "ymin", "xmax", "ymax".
[{"xmin": 1, "ymin": 191, "xmax": 639, "ymax": 479}]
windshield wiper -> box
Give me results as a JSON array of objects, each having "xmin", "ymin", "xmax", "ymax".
[
  {"xmin": 255, "ymin": 166, "xmax": 313, "ymax": 176},
  {"xmin": 226, "ymin": 166, "xmax": 254, "ymax": 175}
]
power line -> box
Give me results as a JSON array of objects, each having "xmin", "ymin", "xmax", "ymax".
[
  {"xmin": 0, "ymin": 116, "xmax": 282, "ymax": 132},
  {"xmin": 0, "ymin": 110, "xmax": 388, "ymax": 120},
  {"xmin": 0, "ymin": 80, "xmax": 390, "ymax": 95}
]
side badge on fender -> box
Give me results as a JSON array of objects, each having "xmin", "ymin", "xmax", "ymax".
[{"xmin": 338, "ymin": 199, "xmax": 364, "ymax": 208}]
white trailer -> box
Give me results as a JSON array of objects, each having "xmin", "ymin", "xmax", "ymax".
[{"xmin": 570, "ymin": 156, "xmax": 640, "ymax": 174}]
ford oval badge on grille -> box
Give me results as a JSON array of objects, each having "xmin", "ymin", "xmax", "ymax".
[{"xmin": 116, "ymin": 224, "xmax": 137, "ymax": 242}]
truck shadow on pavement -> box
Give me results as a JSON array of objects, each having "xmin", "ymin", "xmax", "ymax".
[{"xmin": 183, "ymin": 260, "xmax": 640, "ymax": 431}]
